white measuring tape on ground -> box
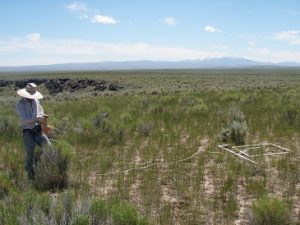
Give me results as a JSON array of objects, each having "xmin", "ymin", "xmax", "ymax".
[{"xmin": 94, "ymin": 145, "xmax": 207, "ymax": 176}]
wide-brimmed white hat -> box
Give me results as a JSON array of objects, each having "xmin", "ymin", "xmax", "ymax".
[{"xmin": 17, "ymin": 83, "xmax": 43, "ymax": 99}]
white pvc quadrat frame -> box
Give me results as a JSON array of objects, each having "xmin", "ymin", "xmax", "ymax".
[{"xmin": 218, "ymin": 143, "xmax": 290, "ymax": 164}]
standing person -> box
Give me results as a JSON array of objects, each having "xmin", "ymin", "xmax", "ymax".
[{"xmin": 16, "ymin": 83, "xmax": 51, "ymax": 179}]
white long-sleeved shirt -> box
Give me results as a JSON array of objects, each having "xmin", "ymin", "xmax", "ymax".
[{"xmin": 16, "ymin": 98, "xmax": 45, "ymax": 129}]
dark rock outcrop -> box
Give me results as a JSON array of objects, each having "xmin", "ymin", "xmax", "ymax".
[
  {"xmin": 0, "ymin": 78, "xmax": 123, "ymax": 94},
  {"xmin": 0, "ymin": 80, "xmax": 13, "ymax": 87}
]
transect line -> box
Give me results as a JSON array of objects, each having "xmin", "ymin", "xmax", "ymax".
[{"xmin": 94, "ymin": 146, "xmax": 207, "ymax": 176}]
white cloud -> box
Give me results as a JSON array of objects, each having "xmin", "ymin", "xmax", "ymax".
[
  {"xmin": 26, "ymin": 33, "xmax": 41, "ymax": 43},
  {"xmin": 246, "ymin": 47, "xmax": 300, "ymax": 62},
  {"xmin": 274, "ymin": 30, "xmax": 300, "ymax": 45},
  {"xmin": 0, "ymin": 36, "xmax": 229, "ymax": 66},
  {"xmin": 66, "ymin": 2, "xmax": 117, "ymax": 24},
  {"xmin": 91, "ymin": 14, "xmax": 117, "ymax": 24},
  {"xmin": 204, "ymin": 25, "xmax": 221, "ymax": 33},
  {"xmin": 65, "ymin": 2, "xmax": 88, "ymax": 12},
  {"xmin": 164, "ymin": 17, "xmax": 177, "ymax": 26}
]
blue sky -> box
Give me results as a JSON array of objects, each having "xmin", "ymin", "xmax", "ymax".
[{"xmin": 0, "ymin": 0, "xmax": 300, "ymax": 66}]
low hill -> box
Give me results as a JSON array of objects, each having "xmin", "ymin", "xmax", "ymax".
[{"xmin": 1, "ymin": 57, "xmax": 300, "ymax": 72}]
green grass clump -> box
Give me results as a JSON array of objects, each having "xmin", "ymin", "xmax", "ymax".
[
  {"xmin": 73, "ymin": 216, "xmax": 89, "ymax": 225},
  {"xmin": 110, "ymin": 200, "xmax": 148, "ymax": 225},
  {"xmin": 0, "ymin": 205, "xmax": 19, "ymax": 225},
  {"xmin": 0, "ymin": 116, "xmax": 19, "ymax": 142},
  {"xmin": 250, "ymin": 196, "xmax": 290, "ymax": 225},
  {"xmin": 187, "ymin": 103, "xmax": 209, "ymax": 115},
  {"xmin": 90, "ymin": 198, "xmax": 148, "ymax": 225},
  {"xmin": 90, "ymin": 199, "xmax": 109, "ymax": 224}
]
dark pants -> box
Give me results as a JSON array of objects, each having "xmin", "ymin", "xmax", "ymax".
[{"xmin": 23, "ymin": 126, "xmax": 51, "ymax": 178}]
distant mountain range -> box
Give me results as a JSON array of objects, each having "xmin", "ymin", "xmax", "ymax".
[{"xmin": 1, "ymin": 57, "xmax": 300, "ymax": 72}]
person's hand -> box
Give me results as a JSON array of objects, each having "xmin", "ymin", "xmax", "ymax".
[
  {"xmin": 43, "ymin": 114, "xmax": 49, "ymax": 118},
  {"xmin": 37, "ymin": 117, "xmax": 46, "ymax": 124}
]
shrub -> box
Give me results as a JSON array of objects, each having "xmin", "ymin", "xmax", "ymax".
[
  {"xmin": 230, "ymin": 120, "xmax": 247, "ymax": 145},
  {"xmin": 34, "ymin": 148, "xmax": 70, "ymax": 190},
  {"xmin": 249, "ymin": 196, "xmax": 290, "ymax": 225},
  {"xmin": 229, "ymin": 108, "xmax": 245, "ymax": 122},
  {"xmin": 220, "ymin": 127, "xmax": 231, "ymax": 143},
  {"xmin": 220, "ymin": 108, "xmax": 247, "ymax": 145}
]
